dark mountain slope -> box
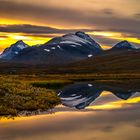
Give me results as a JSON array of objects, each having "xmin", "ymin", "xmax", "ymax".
[
  {"xmin": 11, "ymin": 31, "xmax": 103, "ymax": 65},
  {"xmin": 0, "ymin": 40, "xmax": 29, "ymax": 60},
  {"xmin": 55, "ymin": 49, "xmax": 140, "ymax": 74},
  {"xmin": 111, "ymin": 40, "xmax": 136, "ymax": 50}
]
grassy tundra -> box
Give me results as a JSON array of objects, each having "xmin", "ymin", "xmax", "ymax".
[
  {"xmin": 0, "ymin": 74, "xmax": 140, "ymax": 117},
  {"xmin": 0, "ymin": 75, "xmax": 61, "ymax": 117}
]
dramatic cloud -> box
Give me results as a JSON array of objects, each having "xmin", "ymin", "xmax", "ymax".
[
  {"xmin": 0, "ymin": 35, "xmax": 8, "ymax": 38},
  {"xmin": 0, "ymin": 0, "xmax": 140, "ymax": 37},
  {"xmin": 0, "ymin": 0, "xmax": 139, "ymax": 49},
  {"xmin": 0, "ymin": 24, "xmax": 93, "ymax": 34}
]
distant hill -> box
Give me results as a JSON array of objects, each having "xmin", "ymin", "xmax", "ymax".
[{"xmin": 111, "ymin": 40, "xmax": 136, "ymax": 50}]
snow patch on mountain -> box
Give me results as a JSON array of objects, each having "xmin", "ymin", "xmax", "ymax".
[
  {"xmin": 88, "ymin": 54, "xmax": 93, "ymax": 58},
  {"xmin": 60, "ymin": 40, "xmax": 82, "ymax": 46},
  {"xmin": 44, "ymin": 49, "xmax": 50, "ymax": 52},
  {"xmin": 51, "ymin": 47, "xmax": 56, "ymax": 50},
  {"xmin": 88, "ymin": 84, "xmax": 93, "ymax": 87}
]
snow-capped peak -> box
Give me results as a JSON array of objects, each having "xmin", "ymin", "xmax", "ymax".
[
  {"xmin": 0, "ymin": 40, "xmax": 29, "ymax": 60},
  {"xmin": 75, "ymin": 31, "xmax": 102, "ymax": 48},
  {"xmin": 113, "ymin": 40, "xmax": 136, "ymax": 50},
  {"xmin": 61, "ymin": 31, "xmax": 102, "ymax": 51},
  {"xmin": 75, "ymin": 31, "xmax": 91, "ymax": 40},
  {"xmin": 14, "ymin": 40, "xmax": 28, "ymax": 49},
  {"xmin": 41, "ymin": 31, "xmax": 103, "ymax": 57}
]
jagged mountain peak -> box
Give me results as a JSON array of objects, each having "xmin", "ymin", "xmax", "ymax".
[
  {"xmin": 12, "ymin": 40, "xmax": 26, "ymax": 46},
  {"xmin": 61, "ymin": 31, "xmax": 102, "ymax": 51},
  {"xmin": 112, "ymin": 40, "xmax": 136, "ymax": 50},
  {"xmin": 75, "ymin": 31, "xmax": 90, "ymax": 39},
  {"xmin": 0, "ymin": 40, "xmax": 29, "ymax": 60},
  {"xmin": 43, "ymin": 31, "xmax": 102, "ymax": 55},
  {"xmin": 16, "ymin": 40, "xmax": 24, "ymax": 43},
  {"xmin": 6, "ymin": 40, "xmax": 29, "ymax": 50}
]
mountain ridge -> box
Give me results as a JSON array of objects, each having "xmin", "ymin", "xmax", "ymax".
[
  {"xmin": 0, "ymin": 31, "xmax": 139, "ymax": 66},
  {"xmin": 0, "ymin": 31, "xmax": 103, "ymax": 65},
  {"xmin": 111, "ymin": 40, "xmax": 136, "ymax": 50}
]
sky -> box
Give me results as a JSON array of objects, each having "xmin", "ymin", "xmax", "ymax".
[{"xmin": 0, "ymin": 0, "xmax": 140, "ymax": 52}]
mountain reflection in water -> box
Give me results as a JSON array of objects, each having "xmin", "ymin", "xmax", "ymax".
[
  {"xmin": 1, "ymin": 81, "xmax": 140, "ymax": 140},
  {"xmin": 57, "ymin": 82, "xmax": 140, "ymax": 109}
]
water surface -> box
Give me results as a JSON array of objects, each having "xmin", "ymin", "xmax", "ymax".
[{"xmin": 1, "ymin": 81, "xmax": 140, "ymax": 140}]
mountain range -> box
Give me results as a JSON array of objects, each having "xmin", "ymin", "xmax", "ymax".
[
  {"xmin": 0, "ymin": 32, "xmax": 103, "ymax": 65},
  {"xmin": 0, "ymin": 31, "xmax": 139, "ymax": 75},
  {"xmin": 0, "ymin": 31, "xmax": 138, "ymax": 66}
]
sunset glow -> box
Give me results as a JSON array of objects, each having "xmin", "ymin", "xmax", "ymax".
[
  {"xmin": 0, "ymin": 1, "xmax": 140, "ymax": 140},
  {"xmin": 87, "ymin": 95, "xmax": 140, "ymax": 110},
  {"xmin": 0, "ymin": 0, "xmax": 139, "ymax": 52}
]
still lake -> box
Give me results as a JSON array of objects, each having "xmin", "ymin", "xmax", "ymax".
[{"xmin": 0, "ymin": 81, "xmax": 140, "ymax": 140}]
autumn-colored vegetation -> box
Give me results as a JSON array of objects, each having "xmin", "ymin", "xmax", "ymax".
[
  {"xmin": 0, "ymin": 75, "xmax": 60, "ymax": 117},
  {"xmin": 0, "ymin": 73, "xmax": 140, "ymax": 117}
]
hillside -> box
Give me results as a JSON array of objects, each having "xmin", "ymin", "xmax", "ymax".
[
  {"xmin": 53, "ymin": 49, "xmax": 140, "ymax": 74},
  {"xmin": 0, "ymin": 49, "xmax": 139, "ymax": 75}
]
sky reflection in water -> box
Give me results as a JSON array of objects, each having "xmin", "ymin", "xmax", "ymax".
[{"xmin": 0, "ymin": 82, "xmax": 140, "ymax": 140}]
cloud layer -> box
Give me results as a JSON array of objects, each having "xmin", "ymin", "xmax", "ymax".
[
  {"xmin": 0, "ymin": 0, "xmax": 140, "ymax": 36},
  {"xmin": 0, "ymin": 0, "xmax": 140, "ymax": 49}
]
